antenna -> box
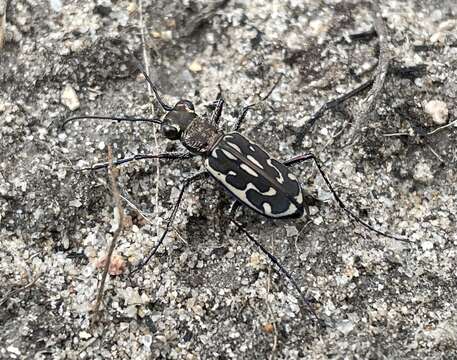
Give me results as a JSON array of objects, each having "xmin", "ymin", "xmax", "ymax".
[
  {"xmin": 61, "ymin": 115, "xmax": 162, "ymax": 130},
  {"xmin": 128, "ymin": 50, "xmax": 173, "ymax": 112}
]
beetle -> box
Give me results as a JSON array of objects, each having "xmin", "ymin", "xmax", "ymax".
[{"xmin": 63, "ymin": 57, "xmax": 408, "ymax": 319}]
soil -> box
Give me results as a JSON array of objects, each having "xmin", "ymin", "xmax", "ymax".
[{"xmin": 1, "ymin": 1, "xmax": 456, "ymax": 359}]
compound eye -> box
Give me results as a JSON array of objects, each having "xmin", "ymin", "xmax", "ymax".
[
  {"xmin": 162, "ymin": 124, "xmax": 180, "ymax": 140},
  {"xmin": 176, "ymin": 99, "xmax": 195, "ymax": 112}
]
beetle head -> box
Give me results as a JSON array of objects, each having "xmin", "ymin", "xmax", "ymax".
[{"xmin": 161, "ymin": 99, "xmax": 197, "ymax": 140}]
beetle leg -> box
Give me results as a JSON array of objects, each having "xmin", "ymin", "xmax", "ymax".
[
  {"xmin": 79, "ymin": 151, "xmax": 195, "ymax": 171},
  {"xmin": 230, "ymin": 218, "xmax": 321, "ymax": 323},
  {"xmin": 210, "ymin": 98, "xmax": 225, "ymax": 126},
  {"xmin": 131, "ymin": 171, "xmax": 209, "ymax": 275},
  {"xmin": 228, "ymin": 200, "xmax": 241, "ymax": 217},
  {"xmin": 232, "ymin": 74, "xmax": 283, "ymax": 132},
  {"xmin": 283, "ymin": 153, "xmax": 411, "ymax": 243}
]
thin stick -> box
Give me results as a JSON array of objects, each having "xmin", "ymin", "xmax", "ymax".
[
  {"xmin": 383, "ymin": 118, "xmax": 456, "ymax": 138},
  {"xmin": 0, "ymin": 274, "xmax": 42, "ymax": 306},
  {"xmin": 138, "ymin": 0, "xmax": 162, "ymax": 250},
  {"xmin": 0, "ymin": 0, "xmax": 6, "ymax": 49},
  {"xmin": 92, "ymin": 145, "xmax": 125, "ymax": 322},
  {"xmin": 345, "ymin": 3, "xmax": 391, "ymax": 144},
  {"xmin": 427, "ymin": 144, "xmax": 445, "ymax": 163},
  {"xmin": 426, "ymin": 118, "xmax": 457, "ymax": 136}
]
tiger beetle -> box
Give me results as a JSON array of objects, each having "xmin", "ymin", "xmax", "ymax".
[{"xmin": 63, "ymin": 56, "xmax": 408, "ymax": 320}]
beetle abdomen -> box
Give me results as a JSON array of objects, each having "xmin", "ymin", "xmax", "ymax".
[{"xmin": 205, "ymin": 132, "xmax": 305, "ymax": 218}]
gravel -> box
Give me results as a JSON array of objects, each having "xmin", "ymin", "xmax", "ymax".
[{"xmin": 1, "ymin": 0, "xmax": 456, "ymax": 359}]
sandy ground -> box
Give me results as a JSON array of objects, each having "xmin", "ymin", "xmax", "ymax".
[{"xmin": 1, "ymin": 0, "xmax": 456, "ymax": 359}]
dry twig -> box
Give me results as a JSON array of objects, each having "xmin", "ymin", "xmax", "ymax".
[
  {"xmin": 92, "ymin": 145, "xmax": 124, "ymax": 323},
  {"xmin": 383, "ymin": 118, "xmax": 457, "ymax": 138},
  {"xmin": 138, "ymin": 0, "xmax": 162, "ymax": 245},
  {"xmin": 344, "ymin": 3, "xmax": 391, "ymax": 144},
  {"xmin": 0, "ymin": 0, "xmax": 7, "ymax": 49},
  {"xmin": 0, "ymin": 274, "xmax": 41, "ymax": 306},
  {"xmin": 426, "ymin": 118, "xmax": 457, "ymax": 136},
  {"xmin": 294, "ymin": 4, "xmax": 392, "ymax": 147}
]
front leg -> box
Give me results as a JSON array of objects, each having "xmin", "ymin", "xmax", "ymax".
[
  {"xmin": 232, "ymin": 75, "xmax": 283, "ymax": 132},
  {"xmin": 80, "ymin": 151, "xmax": 195, "ymax": 171}
]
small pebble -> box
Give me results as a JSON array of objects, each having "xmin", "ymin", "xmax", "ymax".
[
  {"xmin": 161, "ymin": 30, "xmax": 173, "ymax": 41},
  {"xmin": 61, "ymin": 84, "xmax": 80, "ymax": 111},
  {"xmin": 7, "ymin": 346, "xmax": 21, "ymax": 356},
  {"xmin": 285, "ymin": 225, "xmax": 299, "ymax": 237},
  {"xmin": 141, "ymin": 335, "xmax": 153, "ymax": 349},
  {"xmin": 413, "ymin": 162, "xmax": 434, "ymax": 184},
  {"xmin": 96, "ymin": 254, "xmax": 126, "ymax": 276},
  {"xmin": 421, "ymin": 240, "xmax": 434, "ymax": 251},
  {"xmin": 79, "ymin": 331, "xmax": 92, "ymax": 340},
  {"xmin": 424, "ymin": 100, "xmax": 448, "ymax": 125},
  {"xmin": 335, "ymin": 319, "xmax": 355, "ymax": 336},
  {"xmin": 69, "ymin": 199, "xmax": 82, "ymax": 208},
  {"xmin": 127, "ymin": 2, "xmax": 137, "ymax": 14},
  {"xmin": 262, "ymin": 323, "xmax": 274, "ymax": 333},
  {"xmin": 188, "ymin": 60, "xmax": 203, "ymax": 73},
  {"xmin": 249, "ymin": 252, "xmax": 265, "ymax": 270},
  {"xmin": 49, "ymin": 0, "xmax": 62, "ymax": 12}
]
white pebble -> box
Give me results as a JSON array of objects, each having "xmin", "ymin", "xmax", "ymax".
[
  {"xmin": 69, "ymin": 199, "xmax": 82, "ymax": 208},
  {"xmin": 335, "ymin": 319, "xmax": 355, "ymax": 335},
  {"xmin": 188, "ymin": 60, "xmax": 203, "ymax": 73},
  {"xmin": 413, "ymin": 162, "xmax": 434, "ymax": 184},
  {"xmin": 424, "ymin": 100, "xmax": 448, "ymax": 125},
  {"xmin": 61, "ymin": 84, "xmax": 80, "ymax": 111},
  {"xmin": 421, "ymin": 240, "xmax": 434, "ymax": 251},
  {"xmin": 285, "ymin": 225, "xmax": 299, "ymax": 237},
  {"xmin": 79, "ymin": 331, "xmax": 92, "ymax": 340},
  {"xmin": 7, "ymin": 346, "xmax": 21, "ymax": 356},
  {"xmin": 49, "ymin": 0, "xmax": 62, "ymax": 12}
]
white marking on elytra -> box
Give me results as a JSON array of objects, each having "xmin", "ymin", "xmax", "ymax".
[
  {"xmin": 221, "ymin": 149, "xmax": 237, "ymax": 160},
  {"xmin": 267, "ymin": 159, "xmax": 284, "ymax": 184},
  {"xmin": 206, "ymin": 168, "xmax": 262, "ymax": 213},
  {"xmin": 243, "ymin": 183, "xmax": 277, "ymax": 198},
  {"xmin": 240, "ymin": 164, "xmax": 258, "ymax": 177},
  {"xmin": 212, "ymin": 149, "xmax": 218, "ymax": 159},
  {"xmin": 263, "ymin": 187, "xmax": 277, "ymax": 196},
  {"xmin": 247, "ymin": 155, "xmax": 264, "ymax": 169},
  {"xmin": 278, "ymin": 202, "xmax": 298, "ymax": 217},
  {"xmin": 205, "ymin": 158, "xmax": 299, "ymax": 218},
  {"xmin": 226, "ymin": 140, "xmax": 242, "ymax": 154},
  {"xmin": 288, "ymin": 172, "xmax": 297, "ymax": 181},
  {"xmin": 249, "ymin": 145, "xmax": 256, "ymax": 152},
  {"xmin": 228, "ymin": 170, "xmax": 237, "ymax": 176}
]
